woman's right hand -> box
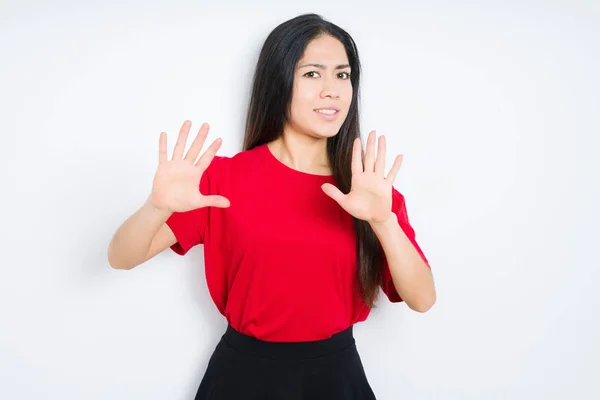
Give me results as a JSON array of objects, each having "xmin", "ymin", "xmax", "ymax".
[{"xmin": 149, "ymin": 120, "xmax": 231, "ymax": 213}]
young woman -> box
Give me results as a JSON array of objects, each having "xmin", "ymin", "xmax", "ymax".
[{"xmin": 108, "ymin": 13, "xmax": 435, "ymax": 400}]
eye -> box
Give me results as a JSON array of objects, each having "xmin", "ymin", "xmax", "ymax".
[
  {"xmin": 304, "ymin": 71, "xmax": 321, "ymax": 78},
  {"xmin": 338, "ymin": 72, "xmax": 351, "ymax": 80}
]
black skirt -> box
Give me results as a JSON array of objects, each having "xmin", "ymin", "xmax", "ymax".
[{"xmin": 195, "ymin": 324, "xmax": 377, "ymax": 399}]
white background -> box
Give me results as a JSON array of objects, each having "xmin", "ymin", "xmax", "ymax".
[{"xmin": 1, "ymin": 0, "xmax": 598, "ymax": 399}]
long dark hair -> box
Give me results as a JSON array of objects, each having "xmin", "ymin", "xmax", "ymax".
[{"xmin": 242, "ymin": 13, "xmax": 384, "ymax": 308}]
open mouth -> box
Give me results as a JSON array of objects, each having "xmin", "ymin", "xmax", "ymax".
[{"xmin": 314, "ymin": 108, "xmax": 339, "ymax": 120}]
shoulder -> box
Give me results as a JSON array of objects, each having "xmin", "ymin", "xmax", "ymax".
[
  {"xmin": 201, "ymin": 144, "xmax": 267, "ymax": 187},
  {"xmin": 208, "ymin": 144, "xmax": 266, "ymax": 174}
]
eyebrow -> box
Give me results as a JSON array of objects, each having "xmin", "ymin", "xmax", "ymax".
[{"xmin": 297, "ymin": 63, "xmax": 351, "ymax": 70}]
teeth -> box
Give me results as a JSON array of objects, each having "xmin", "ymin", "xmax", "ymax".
[{"xmin": 316, "ymin": 109, "xmax": 337, "ymax": 115}]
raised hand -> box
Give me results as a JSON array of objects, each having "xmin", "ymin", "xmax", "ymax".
[
  {"xmin": 321, "ymin": 131, "xmax": 402, "ymax": 224},
  {"xmin": 149, "ymin": 120, "xmax": 230, "ymax": 213}
]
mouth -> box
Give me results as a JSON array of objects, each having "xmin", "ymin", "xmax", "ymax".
[{"xmin": 314, "ymin": 108, "xmax": 340, "ymax": 120}]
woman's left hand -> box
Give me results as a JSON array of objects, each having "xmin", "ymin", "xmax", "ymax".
[{"xmin": 321, "ymin": 131, "xmax": 403, "ymax": 224}]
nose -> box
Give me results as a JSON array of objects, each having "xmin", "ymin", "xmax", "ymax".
[{"xmin": 320, "ymin": 77, "xmax": 340, "ymax": 99}]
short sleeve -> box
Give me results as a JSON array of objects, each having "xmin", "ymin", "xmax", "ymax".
[
  {"xmin": 381, "ymin": 187, "xmax": 430, "ymax": 303},
  {"xmin": 165, "ymin": 162, "xmax": 213, "ymax": 256}
]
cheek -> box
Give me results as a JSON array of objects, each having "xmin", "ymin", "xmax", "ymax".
[
  {"xmin": 290, "ymin": 88, "xmax": 317, "ymax": 116},
  {"xmin": 343, "ymin": 85, "xmax": 353, "ymax": 104},
  {"xmin": 296, "ymin": 84, "xmax": 320, "ymax": 103}
]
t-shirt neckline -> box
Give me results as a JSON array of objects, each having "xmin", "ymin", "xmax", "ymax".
[{"xmin": 261, "ymin": 143, "xmax": 335, "ymax": 179}]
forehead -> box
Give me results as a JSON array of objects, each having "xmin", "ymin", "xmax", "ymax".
[{"xmin": 299, "ymin": 35, "xmax": 349, "ymax": 64}]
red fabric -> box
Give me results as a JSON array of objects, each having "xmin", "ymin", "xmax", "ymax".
[
  {"xmin": 166, "ymin": 143, "xmax": 429, "ymax": 342},
  {"xmin": 381, "ymin": 189, "xmax": 430, "ymax": 303}
]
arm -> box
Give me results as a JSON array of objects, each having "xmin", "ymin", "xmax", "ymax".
[
  {"xmin": 370, "ymin": 212, "xmax": 436, "ymax": 312},
  {"xmin": 107, "ymin": 120, "xmax": 228, "ymax": 270},
  {"xmin": 107, "ymin": 196, "xmax": 177, "ymax": 270}
]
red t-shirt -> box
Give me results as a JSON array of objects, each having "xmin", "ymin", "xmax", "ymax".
[{"xmin": 166, "ymin": 143, "xmax": 429, "ymax": 342}]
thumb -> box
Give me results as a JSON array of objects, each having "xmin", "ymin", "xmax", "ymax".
[
  {"xmin": 321, "ymin": 183, "xmax": 345, "ymax": 205},
  {"xmin": 202, "ymin": 195, "xmax": 231, "ymax": 209}
]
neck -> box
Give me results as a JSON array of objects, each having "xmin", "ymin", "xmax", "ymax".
[{"xmin": 267, "ymin": 128, "xmax": 331, "ymax": 176}]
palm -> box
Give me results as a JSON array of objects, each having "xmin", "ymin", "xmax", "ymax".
[
  {"xmin": 150, "ymin": 120, "xmax": 230, "ymax": 213},
  {"xmin": 343, "ymin": 173, "xmax": 393, "ymax": 222},
  {"xmin": 151, "ymin": 162, "xmax": 204, "ymax": 212},
  {"xmin": 322, "ymin": 131, "xmax": 402, "ymax": 224}
]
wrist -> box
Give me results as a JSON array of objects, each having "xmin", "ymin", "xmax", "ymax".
[
  {"xmin": 144, "ymin": 195, "xmax": 173, "ymax": 219},
  {"xmin": 369, "ymin": 212, "xmax": 396, "ymax": 231}
]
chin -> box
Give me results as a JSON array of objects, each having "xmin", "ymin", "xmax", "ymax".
[
  {"xmin": 310, "ymin": 125, "xmax": 344, "ymax": 138},
  {"xmin": 308, "ymin": 130, "xmax": 339, "ymax": 139}
]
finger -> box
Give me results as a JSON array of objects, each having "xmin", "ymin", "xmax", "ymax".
[
  {"xmin": 185, "ymin": 123, "xmax": 210, "ymax": 163},
  {"xmin": 202, "ymin": 195, "xmax": 231, "ymax": 209},
  {"xmin": 195, "ymin": 137, "xmax": 223, "ymax": 170},
  {"xmin": 158, "ymin": 132, "xmax": 167, "ymax": 163},
  {"xmin": 363, "ymin": 130, "xmax": 376, "ymax": 172},
  {"xmin": 172, "ymin": 120, "xmax": 192, "ymax": 160},
  {"xmin": 374, "ymin": 135, "xmax": 386, "ymax": 177},
  {"xmin": 351, "ymin": 137, "xmax": 363, "ymax": 175},
  {"xmin": 386, "ymin": 154, "xmax": 403, "ymax": 183},
  {"xmin": 321, "ymin": 183, "xmax": 346, "ymax": 205}
]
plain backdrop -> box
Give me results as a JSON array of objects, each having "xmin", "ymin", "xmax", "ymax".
[{"xmin": 1, "ymin": 0, "xmax": 598, "ymax": 399}]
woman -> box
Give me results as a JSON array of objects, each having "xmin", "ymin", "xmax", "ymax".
[{"xmin": 108, "ymin": 13, "xmax": 435, "ymax": 399}]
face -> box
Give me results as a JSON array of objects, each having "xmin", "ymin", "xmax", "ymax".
[{"xmin": 285, "ymin": 34, "xmax": 353, "ymax": 139}]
